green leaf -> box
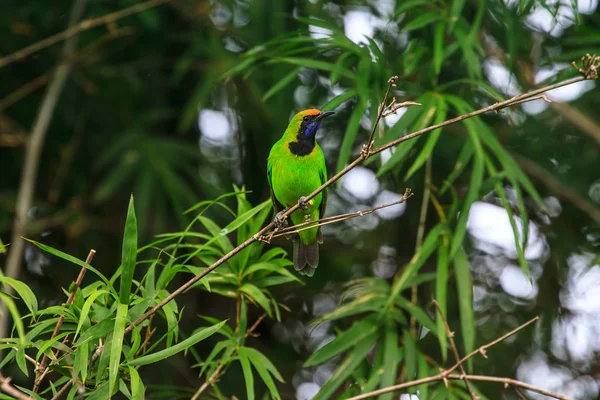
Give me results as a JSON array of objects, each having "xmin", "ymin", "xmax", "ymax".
[
  {"xmin": 436, "ymin": 238, "xmax": 450, "ymax": 361},
  {"xmin": 321, "ymin": 88, "xmax": 358, "ymax": 112},
  {"xmin": 379, "ymin": 320, "xmax": 400, "ymax": 400},
  {"xmin": 239, "ymin": 350, "xmax": 255, "ymax": 400},
  {"xmin": 433, "ymin": 20, "xmax": 446, "ymax": 75},
  {"xmin": 240, "ymin": 347, "xmax": 283, "ymax": 400},
  {"xmin": 335, "ymin": 98, "xmax": 368, "ymax": 176},
  {"xmin": 120, "ymin": 195, "xmax": 138, "ymax": 304},
  {"xmin": 385, "ymin": 224, "xmax": 444, "ymax": 310},
  {"xmin": 395, "ymin": 0, "xmax": 432, "ymax": 16},
  {"xmin": 26, "ymin": 239, "xmax": 112, "ymax": 288},
  {"xmin": 0, "ymin": 292, "xmax": 26, "ymax": 345},
  {"xmin": 0, "ymin": 276, "xmax": 38, "ymax": 317},
  {"xmin": 16, "ymin": 348, "xmax": 28, "ymax": 377},
  {"xmin": 239, "ymin": 284, "xmax": 272, "ymax": 318},
  {"xmin": 128, "ymin": 366, "xmax": 144, "ymax": 400},
  {"xmin": 75, "ymin": 341, "xmax": 89, "ymax": 384},
  {"xmin": 304, "ymin": 315, "xmax": 380, "ymax": 367},
  {"xmin": 405, "ymin": 98, "xmax": 448, "ymax": 180},
  {"xmin": 395, "ymin": 296, "xmax": 436, "ymax": 333},
  {"xmin": 313, "ymin": 332, "xmax": 378, "ymax": 400},
  {"xmin": 403, "ymin": 12, "xmax": 440, "ymax": 32},
  {"xmin": 454, "ymin": 249, "xmax": 475, "ymax": 370},
  {"xmin": 403, "ymin": 330, "xmax": 417, "ymax": 381},
  {"xmin": 448, "ymin": 0, "xmax": 467, "ymax": 30},
  {"xmin": 76, "ymin": 318, "xmax": 114, "ymax": 346},
  {"xmin": 440, "ymin": 141, "xmax": 473, "ymax": 195},
  {"xmin": 223, "ymin": 199, "xmax": 271, "ymax": 235},
  {"xmin": 75, "ymin": 290, "xmax": 111, "ymax": 339},
  {"xmin": 128, "ymin": 320, "xmax": 226, "ymax": 366},
  {"xmin": 198, "ymin": 216, "xmax": 233, "ymax": 255},
  {"xmin": 262, "ymin": 67, "xmax": 302, "ymax": 101},
  {"xmin": 109, "ymin": 303, "xmax": 129, "ymax": 395}
]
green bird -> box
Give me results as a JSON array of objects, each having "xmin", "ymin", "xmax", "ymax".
[{"xmin": 267, "ymin": 109, "xmax": 334, "ymax": 276}]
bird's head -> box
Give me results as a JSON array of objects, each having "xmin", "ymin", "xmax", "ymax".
[{"xmin": 291, "ymin": 109, "xmax": 335, "ymax": 139}]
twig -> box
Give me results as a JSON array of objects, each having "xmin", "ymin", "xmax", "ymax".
[
  {"xmin": 123, "ymin": 64, "xmax": 593, "ymax": 336},
  {"xmin": 433, "ymin": 300, "xmax": 478, "ymax": 400},
  {"xmin": 446, "ymin": 316, "xmax": 539, "ymax": 376},
  {"xmin": 0, "ymin": 371, "xmax": 32, "ymax": 400},
  {"xmin": 346, "ymin": 374, "xmax": 573, "ymax": 400},
  {"xmin": 347, "ymin": 315, "xmax": 540, "ymax": 399},
  {"xmin": 0, "ymin": 0, "xmax": 173, "ymax": 69},
  {"xmin": 262, "ymin": 188, "xmax": 413, "ymax": 241},
  {"xmin": 191, "ymin": 314, "xmax": 266, "ymax": 400},
  {"xmin": 0, "ymin": 0, "xmax": 87, "ymax": 351},
  {"xmin": 51, "ymin": 59, "xmax": 592, "ymax": 396},
  {"xmin": 34, "ymin": 249, "xmax": 96, "ymax": 393},
  {"xmin": 364, "ymin": 76, "xmax": 398, "ymax": 154}
]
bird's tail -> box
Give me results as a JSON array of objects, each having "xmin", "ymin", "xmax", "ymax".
[{"xmin": 293, "ymin": 240, "xmax": 319, "ymax": 277}]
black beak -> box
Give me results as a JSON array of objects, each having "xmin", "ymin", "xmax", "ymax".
[{"xmin": 315, "ymin": 111, "xmax": 335, "ymax": 122}]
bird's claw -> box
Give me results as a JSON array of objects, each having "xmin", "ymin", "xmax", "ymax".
[
  {"xmin": 298, "ymin": 196, "xmax": 309, "ymax": 211},
  {"xmin": 273, "ymin": 211, "xmax": 288, "ymax": 229}
]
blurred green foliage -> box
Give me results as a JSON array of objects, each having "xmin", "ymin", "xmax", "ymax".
[{"xmin": 1, "ymin": 0, "xmax": 600, "ymax": 399}]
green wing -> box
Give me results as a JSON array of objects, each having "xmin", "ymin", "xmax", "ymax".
[
  {"xmin": 267, "ymin": 162, "xmax": 284, "ymax": 215},
  {"xmin": 317, "ymin": 167, "xmax": 327, "ymax": 244}
]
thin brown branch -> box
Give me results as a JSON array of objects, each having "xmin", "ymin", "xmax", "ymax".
[
  {"xmin": 446, "ymin": 316, "xmax": 539, "ymax": 375},
  {"xmin": 124, "ymin": 66, "xmax": 592, "ymax": 337},
  {"xmin": 364, "ymin": 76, "xmax": 398, "ymax": 153},
  {"xmin": 0, "ymin": 73, "xmax": 50, "ymax": 112},
  {"xmin": 0, "ymin": 0, "xmax": 173, "ymax": 69},
  {"xmin": 347, "ymin": 374, "xmax": 573, "ymax": 400},
  {"xmin": 34, "ymin": 250, "xmax": 95, "ymax": 392},
  {"xmin": 347, "ymin": 315, "xmax": 540, "ymax": 399},
  {"xmin": 433, "ymin": 300, "xmax": 478, "ymax": 400},
  {"xmin": 263, "ymin": 188, "xmax": 413, "ymax": 241},
  {"xmin": 0, "ymin": 371, "xmax": 32, "ymax": 400},
  {"xmin": 52, "ymin": 60, "xmax": 590, "ymax": 398},
  {"xmin": 371, "ymin": 75, "xmax": 586, "ymax": 156},
  {"xmin": 0, "ymin": 0, "xmax": 87, "ymax": 351}
]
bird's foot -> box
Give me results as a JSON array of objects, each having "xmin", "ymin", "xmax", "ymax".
[
  {"xmin": 298, "ymin": 196, "xmax": 310, "ymax": 211},
  {"xmin": 273, "ymin": 211, "xmax": 288, "ymax": 229}
]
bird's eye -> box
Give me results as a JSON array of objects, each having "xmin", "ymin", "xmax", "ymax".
[{"xmin": 303, "ymin": 116, "xmax": 310, "ymax": 122}]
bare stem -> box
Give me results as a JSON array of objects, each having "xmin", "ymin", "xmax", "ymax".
[
  {"xmin": 433, "ymin": 300, "xmax": 477, "ymax": 400},
  {"xmin": 346, "ymin": 374, "xmax": 573, "ymax": 400},
  {"xmin": 0, "ymin": 371, "xmax": 32, "ymax": 400}
]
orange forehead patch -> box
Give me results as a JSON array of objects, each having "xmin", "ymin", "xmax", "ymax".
[{"xmin": 299, "ymin": 109, "xmax": 321, "ymax": 116}]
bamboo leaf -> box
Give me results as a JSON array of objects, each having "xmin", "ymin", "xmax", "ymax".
[
  {"xmin": 403, "ymin": 12, "xmax": 440, "ymax": 32},
  {"xmin": 335, "ymin": 99, "xmax": 368, "ymax": 176},
  {"xmin": 109, "ymin": 304, "xmax": 129, "ymax": 395},
  {"xmin": 304, "ymin": 315, "xmax": 380, "ymax": 367},
  {"xmin": 128, "ymin": 320, "xmax": 226, "ymax": 366},
  {"xmin": 312, "ymin": 332, "xmax": 378, "ymax": 400},
  {"xmin": 0, "ymin": 276, "xmax": 38, "ymax": 317},
  {"xmin": 119, "ymin": 195, "xmax": 138, "ymax": 304},
  {"xmin": 454, "ymin": 249, "xmax": 475, "ymax": 370},
  {"xmin": 239, "ymin": 350, "xmax": 255, "ymax": 400},
  {"xmin": 262, "ymin": 67, "xmax": 302, "ymax": 101},
  {"xmin": 26, "ymin": 239, "xmax": 112, "ymax": 288}
]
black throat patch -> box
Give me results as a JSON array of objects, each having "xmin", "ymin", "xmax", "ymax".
[
  {"xmin": 289, "ymin": 117, "xmax": 316, "ymax": 156},
  {"xmin": 289, "ymin": 136, "xmax": 315, "ymax": 156}
]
